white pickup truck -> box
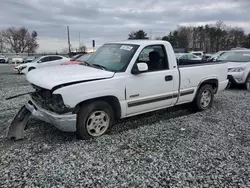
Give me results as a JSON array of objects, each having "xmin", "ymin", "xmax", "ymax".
[{"xmin": 7, "ymin": 40, "xmax": 229, "ymax": 140}]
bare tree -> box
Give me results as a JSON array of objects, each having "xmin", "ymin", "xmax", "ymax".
[
  {"xmin": 154, "ymin": 36, "xmax": 162, "ymax": 40},
  {"xmin": 61, "ymin": 48, "xmax": 69, "ymax": 54},
  {"xmin": 1, "ymin": 27, "xmax": 39, "ymax": 53},
  {"xmin": 79, "ymin": 45, "xmax": 87, "ymax": 52},
  {"xmin": 128, "ymin": 30, "xmax": 149, "ymax": 39}
]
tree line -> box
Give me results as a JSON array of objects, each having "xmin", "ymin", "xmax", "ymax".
[
  {"xmin": 128, "ymin": 21, "xmax": 250, "ymax": 52},
  {"xmin": 0, "ymin": 27, "xmax": 38, "ymax": 53}
]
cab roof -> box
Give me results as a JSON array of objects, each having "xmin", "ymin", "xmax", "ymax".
[{"xmin": 109, "ymin": 40, "xmax": 170, "ymax": 45}]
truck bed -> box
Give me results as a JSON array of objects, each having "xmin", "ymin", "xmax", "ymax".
[{"xmin": 176, "ymin": 60, "xmax": 228, "ymax": 105}]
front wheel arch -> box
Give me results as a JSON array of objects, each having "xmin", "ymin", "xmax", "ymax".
[
  {"xmin": 194, "ymin": 79, "xmax": 218, "ymax": 100},
  {"xmin": 73, "ymin": 96, "xmax": 122, "ymax": 119},
  {"xmin": 28, "ymin": 67, "xmax": 36, "ymax": 72}
]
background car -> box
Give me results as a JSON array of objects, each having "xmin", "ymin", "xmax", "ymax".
[
  {"xmin": 23, "ymin": 56, "xmax": 37, "ymax": 63},
  {"xmin": 190, "ymin": 51, "xmax": 204, "ymax": 57},
  {"xmin": 208, "ymin": 51, "xmax": 227, "ymax": 61},
  {"xmin": 0, "ymin": 55, "xmax": 9, "ymax": 63},
  {"xmin": 176, "ymin": 53, "xmax": 202, "ymax": 61},
  {"xmin": 61, "ymin": 53, "xmax": 93, "ymax": 65},
  {"xmin": 217, "ymin": 50, "xmax": 250, "ymax": 90},
  {"xmin": 12, "ymin": 56, "xmax": 24, "ymax": 64},
  {"xmin": 15, "ymin": 55, "xmax": 70, "ymax": 74}
]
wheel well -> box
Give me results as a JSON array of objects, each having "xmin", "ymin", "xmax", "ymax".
[
  {"xmin": 28, "ymin": 67, "xmax": 35, "ymax": 71},
  {"xmin": 73, "ymin": 96, "xmax": 121, "ymax": 119},
  {"xmin": 198, "ymin": 79, "xmax": 218, "ymax": 93}
]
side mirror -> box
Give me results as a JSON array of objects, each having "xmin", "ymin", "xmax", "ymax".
[
  {"xmin": 131, "ymin": 62, "xmax": 148, "ymax": 75},
  {"xmin": 37, "ymin": 60, "xmax": 42, "ymax": 63}
]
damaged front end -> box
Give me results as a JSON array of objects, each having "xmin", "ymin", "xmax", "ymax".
[
  {"xmin": 30, "ymin": 84, "xmax": 71, "ymax": 115},
  {"xmin": 6, "ymin": 85, "xmax": 72, "ymax": 140}
]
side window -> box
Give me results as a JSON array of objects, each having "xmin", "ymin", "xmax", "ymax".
[
  {"xmin": 187, "ymin": 54, "xmax": 194, "ymax": 59},
  {"xmin": 137, "ymin": 45, "xmax": 169, "ymax": 72},
  {"xmin": 180, "ymin": 55, "xmax": 187, "ymax": 60},
  {"xmin": 50, "ymin": 56, "xmax": 63, "ymax": 61},
  {"xmin": 39, "ymin": 57, "xmax": 51, "ymax": 63}
]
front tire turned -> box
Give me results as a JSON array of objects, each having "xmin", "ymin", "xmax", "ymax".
[
  {"xmin": 76, "ymin": 101, "xmax": 114, "ymax": 140},
  {"xmin": 245, "ymin": 75, "xmax": 250, "ymax": 91},
  {"xmin": 194, "ymin": 84, "xmax": 214, "ymax": 111}
]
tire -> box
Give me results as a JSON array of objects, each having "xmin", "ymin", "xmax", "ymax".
[
  {"xmin": 194, "ymin": 84, "xmax": 214, "ymax": 111},
  {"xmin": 76, "ymin": 101, "xmax": 114, "ymax": 140},
  {"xmin": 245, "ymin": 74, "xmax": 250, "ymax": 91},
  {"xmin": 28, "ymin": 67, "xmax": 36, "ymax": 72}
]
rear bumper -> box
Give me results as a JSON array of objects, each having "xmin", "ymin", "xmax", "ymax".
[{"xmin": 25, "ymin": 98, "xmax": 76, "ymax": 132}]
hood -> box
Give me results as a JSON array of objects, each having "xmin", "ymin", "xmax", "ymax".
[
  {"xmin": 61, "ymin": 60, "xmax": 82, "ymax": 65},
  {"xmin": 227, "ymin": 62, "xmax": 250, "ymax": 69},
  {"xmin": 16, "ymin": 63, "xmax": 34, "ymax": 68},
  {"xmin": 26, "ymin": 65, "xmax": 115, "ymax": 90}
]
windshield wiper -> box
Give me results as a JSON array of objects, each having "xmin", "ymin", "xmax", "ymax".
[
  {"xmin": 79, "ymin": 61, "xmax": 90, "ymax": 66},
  {"xmin": 92, "ymin": 64, "xmax": 108, "ymax": 70}
]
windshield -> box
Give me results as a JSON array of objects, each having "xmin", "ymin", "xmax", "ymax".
[
  {"xmin": 86, "ymin": 43, "xmax": 139, "ymax": 72},
  {"xmin": 28, "ymin": 57, "xmax": 40, "ymax": 63},
  {"xmin": 76, "ymin": 53, "xmax": 92, "ymax": 62},
  {"xmin": 217, "ymin": 51, "xmax": 250, "ymax": 62}
]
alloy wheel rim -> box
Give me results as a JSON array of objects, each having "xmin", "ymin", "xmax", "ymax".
[
  {"xmin": 86, "ymin": 111, "xmax": 110, "ymax": 137},
  {"xmin": 200, "ymin": 89, "xmax": 212, "ymax": 108}
]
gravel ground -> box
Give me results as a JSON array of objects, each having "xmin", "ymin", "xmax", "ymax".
[{"xmin": 0, "ymin": 64, "xmax": 250, "ymax": 187}]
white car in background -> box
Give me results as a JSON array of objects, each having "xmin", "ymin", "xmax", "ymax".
[
  {"xmin": 176, "ymin": 53, "xmax": 202, "ymax": 61},
  {"xmin": 190, "ymin": 51, "xmax": 204, "ymax": 57},
  {"xmin": 14, "ymin": 55, "xmax": 70, "ymax": 74},
  {"xmin": 12, "ymin": 56, "xmax": 24, "ymax": 63},
  {"xmin": 217, "ymin": 50, "xmax": 250, "ymax": 90}
]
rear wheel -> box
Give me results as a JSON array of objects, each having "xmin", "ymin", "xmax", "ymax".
[
  {"xmin": 194, "ymin": 84, "xmax": 214, "ymax": 111},
  {"xmin": 76, "ymin": 101, "xmax": 114, "ymax": 140},
  {"xmin": 245, "ymin": 75, "xmax": 250, "ymax": 91}
]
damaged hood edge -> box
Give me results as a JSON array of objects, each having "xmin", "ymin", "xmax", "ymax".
[{"xmin": 26, "ymin": 65, "xmax": 115, "ymax": 90}]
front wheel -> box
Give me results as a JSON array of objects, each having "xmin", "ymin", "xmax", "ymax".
[
  {"xmin": 76, "ymin": 101, "xmax": 114, "ymax": 140},
  {"xmin": 245, "ymin": 75, "xmax": 250, "ymax": 91},
  {"xmin": 194, "ymin": 84, "xmax": 214, "ymax": 111}
]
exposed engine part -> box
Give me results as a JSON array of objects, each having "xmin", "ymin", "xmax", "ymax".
[{"xmin": 31, "ymin": 85, "xmax": 71, "ymax": 114}]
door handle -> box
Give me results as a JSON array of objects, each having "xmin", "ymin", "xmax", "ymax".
[{"xmin": 165, "ymin": 75, "xmax": 173, "ymax": 81}]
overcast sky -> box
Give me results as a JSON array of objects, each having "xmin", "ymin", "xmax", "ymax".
[{"xmin": 1, "ymin": 0, "xmax": 250, "ymax": 52}]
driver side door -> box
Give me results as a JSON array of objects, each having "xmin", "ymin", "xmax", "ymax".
[{"xmin": 125, "ymin": 45, "xmax": 178, "ymax": 116}]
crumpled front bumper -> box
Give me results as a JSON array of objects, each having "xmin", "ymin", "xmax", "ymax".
[{"xmin": 25, "ymin": 98, "xmax": 76, "ymax": 132}]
